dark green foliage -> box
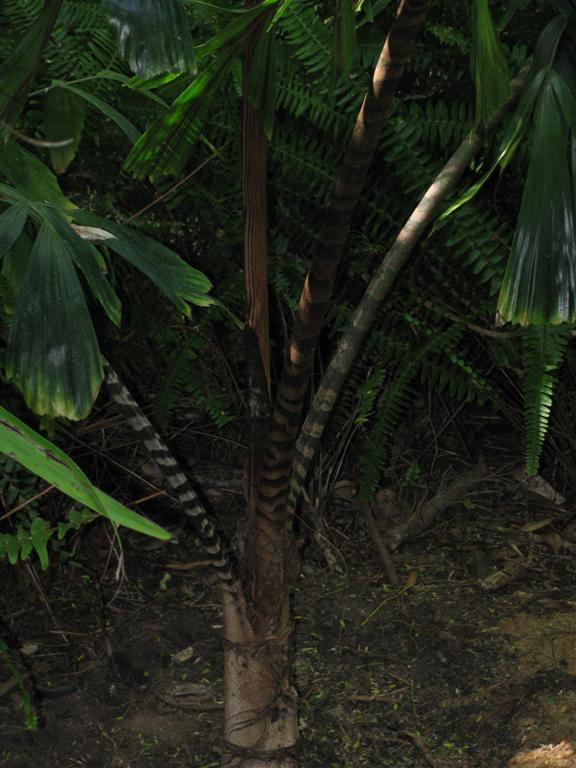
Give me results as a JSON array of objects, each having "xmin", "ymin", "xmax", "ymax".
[
  {"xmin": 522, "ymin": 324, "xmax": 571, "ymax": 474},
  {"xmin": 102, "ymin": 0, "xmax": 197, "ymax": 78},
  {"xmin": 154, "ymin": 332, "xmax": 235, "ymax": 430},
  {"xmin": 1, "ymin": 0, "xmax": 574, "ymax": 484},
  {"xmin": 0, "ymin": 637, "xmax": 37, "ymax": 730},
  {"xmin": 0, "ymin": 0, "xmax": 118, "ymax": 82},
  {"xmin": 399, "ymin": 100, "xmax": 472, "ymax": 151},
  {"xmin": 279, "ymin": 1, "xmax": 334, "ymax": 77},
  {"xmin": 360, "ymin": 317, "xmax": 470, "ymax": 499}
]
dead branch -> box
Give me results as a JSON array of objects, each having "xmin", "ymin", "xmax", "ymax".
[{"xmin": 382, "ymin": 465, "xmax": 490, "ymax": 552}]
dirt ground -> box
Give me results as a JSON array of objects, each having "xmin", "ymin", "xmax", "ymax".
[{"xmin": 1, "ymin": 408, "xmax": 575, "ymax": 768}]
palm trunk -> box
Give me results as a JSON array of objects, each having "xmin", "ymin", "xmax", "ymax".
[
  {"xmin": 222, "ymin": 588, "xmax": 298, "ymax": 767},
  {"xmin": 250, "ymin": 0, "xmax": 430, "ymax": 623},
  {"xmin": 223, "ymin": 3, "xmax": 429, "ymax": 766},
  {"xmin": 221, "ymin": 5, "xmax": 298, "ymax": 766}
]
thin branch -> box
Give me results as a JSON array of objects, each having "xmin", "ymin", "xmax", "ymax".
[{"xmin": 122, "ymin": 147, "xmax": 226, "ymax": 225}]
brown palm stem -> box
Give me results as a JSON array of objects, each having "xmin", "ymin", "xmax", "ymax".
[
  {"xmin": 287, "ymin": 64, "xmax": 532, "ymax": 515},
  {"xmin": 250, "ymin": 0, "xmax": 430, "ymax": 622}
]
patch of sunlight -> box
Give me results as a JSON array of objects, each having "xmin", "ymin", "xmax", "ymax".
[{"xmin": 508, "ymin": 740, "xmax": 576, "ymax": 768}]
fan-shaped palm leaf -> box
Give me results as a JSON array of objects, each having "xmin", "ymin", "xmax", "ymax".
[
  {"xmin": 71, "ymin": 210, "xmax": 215, "ymax": 315},
  {"xmin": 0, "ymin": 200, "xmax": 29, "ymax": 257},
  {"xmin": 471, "ymin": 0, "xmax": 510, "ymax": 127},
  {"xmin": 6, "ymin": 221, "xmax": 103, "ymax": 419},
  {"xmin": 102, "ymin": 0, "xmax": 197, "ymax": 77},
  {"xmin": 498, "ymin": 73, "xmax": 576, "ymax": 324},
  {"xmin": 125, "ymin": 46, "xmax": 236, "ymax": 180}
]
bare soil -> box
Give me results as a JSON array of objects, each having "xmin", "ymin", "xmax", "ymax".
[{"xmin": 1, "ymin": 409, "xmax": 575, "ymax": 768}]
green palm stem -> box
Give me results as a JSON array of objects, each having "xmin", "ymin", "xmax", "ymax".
[{"xmin": 287, "ymin": 63, "xmax": 531, "ymax": 517}]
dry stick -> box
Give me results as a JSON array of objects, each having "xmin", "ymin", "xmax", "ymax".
[
  {"xmin": 382, "ymin": 463, "xmax": 489, "ymax": 552},
  {"xmin": 357, "ymin": 498, "xmax": 400, "ymax": 587},
  {"xmin": 0, "ymin": 121, "xmax": 74, "ymax": 148},
  {"xmin": 121, "ymin": 149, "xmax": 224, "ymax": 225},
  {"xmin": 287, "ymin": 64, "xmax": 531, "ymax": 518}
]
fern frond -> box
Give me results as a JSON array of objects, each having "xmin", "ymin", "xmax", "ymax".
[
  {"xmin": 359, "ymin": 321, "xmax": 465, "ymax": 500},
  {"xmin": 359, "ymin": 361, "xmax": 416, "ymax": 500},
  {"xmin": 154, "ymin": 332, "xmax": 234, "ymax": 430},
  {"xmin": 48, "ymin": 1, "xmax": 117, "ymax": 80},
  {"xmin": 399, "ymin": 100, "xmax": 472, "ymax": 152},
  {"xmin": 522, "ymin": 324, "xmax": 571, "ymax": 475},
  {"xmin": 279, "ymin": 1, "xmax": 333, "ymax": 78}
]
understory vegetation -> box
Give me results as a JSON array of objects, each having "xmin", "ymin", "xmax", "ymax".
[{"xmin": 0, "ymin": 1, "xmax": 575, "ymax": 766}]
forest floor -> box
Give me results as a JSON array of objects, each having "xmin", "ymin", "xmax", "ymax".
[{"xmin": 1, "ymin": 401, "xmax": 575, "ymax": 768}]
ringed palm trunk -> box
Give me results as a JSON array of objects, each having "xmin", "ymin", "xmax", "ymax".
[
  {"xmin": 222, "ymin": 2, "xmax": 429, "ymax": 765},
  {"xmin": 222, "ymin": 4, "xmax": 298, "ymax": 766}
]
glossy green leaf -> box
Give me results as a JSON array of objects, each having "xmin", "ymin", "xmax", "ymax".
[
  {"xmin": 269, "ymin": 0, "xmax": 295, "ymax": 26},
  {"xmin": 126, "ymin": 71, "xmax": 184, "ymax": 91},
  {"xmin": 532, "ymin": 13, "xmax": 568, "ymax": 72},
  {"xmin": 498, "ymin": 82, "xmax": 576, "ymax": 324},
  {"xmin": 0, "ymin": 0, "xmax": 64, "ymax": 125},
  {"xmin": 17, "ymin": 526, "xmax": 34, "ymax": 562},
  {"xmin": 0, "ymin": 201, "xmax": 29, "ymax": 258},
  {"xmin": 550, "ymin": 67, "xmax": 576, "ymax": 131},
  {"xmin": 29, "ymin": 518, "xmax": 51, "ymax": 570},
  {"xmin": 0, "ymin": 141, "xmax": 75, "ymax": 211},
  {"xmin": 2, "ymin": 535, "xmax": 20, "ymax": 565},
  {"xmin": 43, "ymin": 87, "xmax": 87, "ymax": 174},
  {"xmin": 197, "ymin": 3, "xmax": 272, "ymax": 61},
  {"xmin": 471, "ymin": 0, "xmax": 511, "ymax": 128},
  {"xmin": 124, "ymin": 46, "xmax": 236, "ymax": 180},
  {"xmin": 0, "ymin": 183, "xmax": 20, "ymax": 203},
  {"xmin": 440, "ymin": 67, "xmax": 549, "ymax": 221},
  {"xmin": 54, "ymin": 82, "xmax": 140, "ymax": 145},
  {"xmin": 71, "ymin": 210, "xmax": 214, "ymax": 315},
  {"xmin": 37, "ymin": 205, "xmax": 121, "ymax": 327},
  {"xmin": 102, "ymin": 0, "xmax": 196, "ymax": 77},
  {"xmin": 0, "ymin": 407, "xmax": 171, "ymax": 540},
  {"xmin": 552, "ymin": 19, "xmax": 576, "ymax": 94},
  {"xmin": 334, "ymin": 0, "xmax": 357, "ymax": 80},
  {"xmin": 6, "ymin": 222, "xmax": 103, "ymax": 419}
]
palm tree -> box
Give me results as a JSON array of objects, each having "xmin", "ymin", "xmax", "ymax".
[{"xmin": 1, "ymin": 1, "xmax": 575, "ymax": 765}]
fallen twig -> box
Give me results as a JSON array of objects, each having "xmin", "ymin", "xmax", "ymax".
[
  {"xmin": 357, "ymin": 498, "xmax": 400, "ymax": 586},
  {"xmin": 382, "ymin": 464, "xmax": 490, "ymax": 552}
]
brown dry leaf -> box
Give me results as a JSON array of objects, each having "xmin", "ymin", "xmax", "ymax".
[
  {"xmin": 547, "ymin": 532, "xmax": 563, "ymax": 555},
  {"xmin": 512, "ymin": 591, "xmax": 535, "ymax": 603},
  {"xmin": 514, "ymin": 470, "xmax": 566, "ymax": 505},
  {"xmin": 522, "ymin": 519, "xmax": 553, "ymax": 533},
  {"xmin": 19, "ymin": 642, "xmax": 38, "ymax": 657},
  {"xmin": 332, "ymin": 480, "xmax": 355, "ymax": 501},
  {"xmin": 171, "ymin": 646, "xmax": 195, "ymax": 665},
  {"xmin": 404, "ymin": 570, "xmax": 418, "ymax": 588}
]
